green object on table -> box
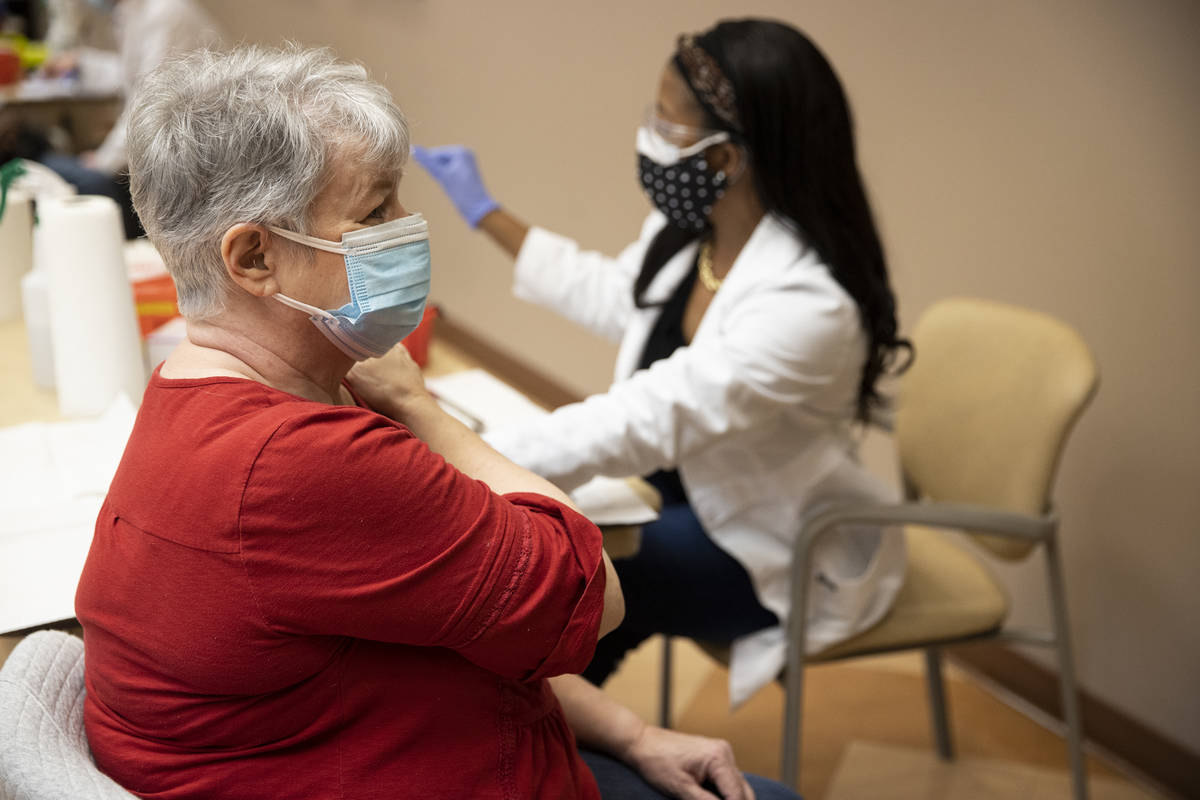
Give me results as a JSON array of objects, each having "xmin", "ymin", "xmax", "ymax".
[{"xmin": 0, "ymin": 159, "xmax": 28, "ymax": 220}]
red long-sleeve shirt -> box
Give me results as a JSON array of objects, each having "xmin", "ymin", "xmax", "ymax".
[{"xmin": 75, "ymin": 369, "xmax": 605, "ymax": 799}]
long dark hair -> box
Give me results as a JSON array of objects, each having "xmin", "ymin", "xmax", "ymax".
[{"xmin": 635, "ymin": 19, "xmax": 911, "ymax": 422}]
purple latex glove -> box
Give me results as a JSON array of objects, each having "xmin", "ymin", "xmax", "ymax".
[{"xmin": 411, "ymin": 145, "xmax": 500, "ymax": 228}]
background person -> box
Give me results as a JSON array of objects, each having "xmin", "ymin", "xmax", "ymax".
[{"xmin": 38, "ymin": 0, "xmax": 222, "ymax": 236}]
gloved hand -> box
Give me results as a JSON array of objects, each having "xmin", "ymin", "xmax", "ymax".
[{"xmin": 411, "ymin": 145, "xmax": 500, "ymax": 228}]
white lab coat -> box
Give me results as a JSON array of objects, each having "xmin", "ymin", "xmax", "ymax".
[
  {"xmin": 485, "ymin": 211, "xmax": 906, "ymax": 706},
  {"xmin": 73, "ymin": 0, "xmax": 223, "ymax": 174}
]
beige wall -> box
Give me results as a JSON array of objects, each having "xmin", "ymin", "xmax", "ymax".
[{"xmin": 203, "ymin": 0, "xmax": 1200, "ymax": 753}]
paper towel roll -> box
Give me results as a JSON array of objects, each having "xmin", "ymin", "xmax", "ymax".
[
  {"xmin": 42, "ymin": 195, "xmax": 146, "ymax": 417},
  {"xmin": 0, "ymin": 189, "xmax": 34, "ymax": 320}
]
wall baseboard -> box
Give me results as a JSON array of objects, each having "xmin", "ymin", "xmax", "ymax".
[
  {"xmin": 436, "ymin": 314, "xmax": 581, "ymax": 409},
  {"xmin": 949, "ymin": 642, "xmax": 1199, "ymax": 799},
  {"xmin": 436, "ymin": 311, "xmax": 1200, "ymax": 800}
]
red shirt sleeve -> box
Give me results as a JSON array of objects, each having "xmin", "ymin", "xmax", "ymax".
[{"xmin": 237, "ymin": 406, "xmax": 606, "ymax": 681}]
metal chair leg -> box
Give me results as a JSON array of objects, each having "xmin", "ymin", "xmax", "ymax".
[
  {"xmin": 1045, "ymin": 536, "xmax": 1089, "ymax": 800},
  {"xmin": 659, "ymin": 635, "xmax": 673, "ymax": 729},
  {"xmin": 781, "ymin": 645, "xmax": 806, "ymax": 789},
  {"xmin": 924, "ymin": 647, "xmax": 955, "ymax": 760},
  {"xmin": 781, "ymin": 555, "xmax": 814, "ymax": 791}
]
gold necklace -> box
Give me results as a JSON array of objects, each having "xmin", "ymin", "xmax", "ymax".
[{"xmin": 697, "ymin": 240, "xmax": 723, "ymax": 292}]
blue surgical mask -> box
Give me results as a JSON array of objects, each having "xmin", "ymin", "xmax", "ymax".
[{"xmin": 268, "ymin": 213, "xmax": 431, "ymax": 361}]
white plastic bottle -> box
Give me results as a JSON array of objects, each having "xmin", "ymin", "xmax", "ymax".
[
  {"xmin": 0, "ymin": 189, "xmax": 34, "ymax": 320},
  {"xmin": 20, "ymin": 266, "xmax": 55, "ymax": 389}
]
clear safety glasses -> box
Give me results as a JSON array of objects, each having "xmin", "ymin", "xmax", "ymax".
[{"xmin": 642, "ymin": 105, "xmax": 724, "ymax": 147}]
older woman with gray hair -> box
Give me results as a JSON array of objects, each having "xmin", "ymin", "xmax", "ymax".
[{"xmin": 74, "ymin": 45, "xmax": 797, "ymax": 800}]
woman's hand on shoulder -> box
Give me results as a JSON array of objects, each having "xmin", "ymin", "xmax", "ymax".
[
  {"xmin": 621, "ymin": 724, "xmax": 755, "ymax": 800},
  {"xmin": 347, "ymin": 344, "xmax": 432, "ymax": 422}
]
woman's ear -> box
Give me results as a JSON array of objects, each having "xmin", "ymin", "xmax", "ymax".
[
  {"xmin": 220, "ymin": 223, "xmax": 277, "ymax": 297},
  {"xmin": 707, "ymin": 141, "xmax": 749, "ymax": 184}
]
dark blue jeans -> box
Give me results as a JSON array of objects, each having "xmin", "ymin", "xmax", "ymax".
[
  {"xmin": 581, "ymin": 749, "xmax": 801, "ymax": 799},
  {"xmin": 39, "ymin": 153, "xmax": 142, "ymax": 239},
  {"xmin": 583, "ymin": 501, "xmax": 779, "ymax": 686}
]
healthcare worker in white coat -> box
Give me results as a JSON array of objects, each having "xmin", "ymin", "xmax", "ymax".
[{"xmin": 358, "ymin": 18, "xmax": 911, "ymax": 707}]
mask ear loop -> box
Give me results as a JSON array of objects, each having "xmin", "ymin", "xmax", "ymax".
[
  {"xmin": 678, "ymin": 130, "xmax": 731, "ymax": 159},
  {"xmin": 267, "ymin": 225, "xmax": 348, "ymax": 255},
  {"xmin": 255, "ymin": 227, "xmax": 344, "ymax": 319},
  {"xmin": 273, "ymin": 291, "xmax": 337, "ymax": 320}
]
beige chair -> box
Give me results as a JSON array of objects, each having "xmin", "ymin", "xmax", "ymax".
[{"xmin": 659, "ymin": 297, "xmax": 1099, "ymax": 799}]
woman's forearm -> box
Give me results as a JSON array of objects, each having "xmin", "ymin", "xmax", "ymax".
[
  {"xmin": 477, "ymin": 207, "xmax": 530, "ymax": 258},
  {"xmin": 549, "ymin": 674, "xmax": 646, "ymax": 758},
  {"xmin": 553, "ymin": 673, "xmax": 755, "ymax": 799}
]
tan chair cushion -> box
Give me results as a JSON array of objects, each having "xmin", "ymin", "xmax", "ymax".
[
  {"xmin": 810, "ymin": 525, "xmax": 1009, "ymax": 662},
  {"xmin": 689, "ymin": 526, "xmax": 1009, "ymax": 669}
]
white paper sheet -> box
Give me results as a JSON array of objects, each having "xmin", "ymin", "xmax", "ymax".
[
  {"xmin": 425, "ymin": 369, "xmax": 658, "ymax": 526},
  {"xmin": 567, "ymin": 475, "xmax": 658, "ymax": 526},
  {"xmin": 0, "ymin": 395, "xmax": 136, "ymax": 633},
  {"xmin": 426, "ymin": 368, "xmax": 549, "ymax": 430}
]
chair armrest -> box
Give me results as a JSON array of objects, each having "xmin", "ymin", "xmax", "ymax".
[
  {"xmin": 786, "ymin": 500, "xmax": 1056, "ymax": 639},
  {"xmin": 794, "ymin": 500, "xmax": 1056, "ymax": 559}
]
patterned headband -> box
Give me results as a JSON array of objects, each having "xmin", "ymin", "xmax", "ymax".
[{"xmin": 674, "ymin": 34, "xmax": 741, "ymax": 133}]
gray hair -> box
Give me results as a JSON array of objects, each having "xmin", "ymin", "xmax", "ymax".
[{"xmin": 127, "ymin": 44, "xmax": 410, "ymax": 318}]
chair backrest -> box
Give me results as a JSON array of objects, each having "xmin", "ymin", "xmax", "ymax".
[
  {"xmin": 895, "ymin": 298, "xmax": 1099, "ymax": 559},
  {"xmin": 0, "ymin": 630, "xmax": 137, "ymax": 800}
]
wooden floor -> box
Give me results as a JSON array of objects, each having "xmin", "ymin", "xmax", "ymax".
[
  {"xmin": 0, "ymin": 335, "xmax": 1168, "ymax": 799},
  {"xmin": 0, "ymin": 631, "xmax": 1164, "ymax": 799},
  {"xmin": 605, "ymin": 638, "xmax": 1164, "ymax": 799}
]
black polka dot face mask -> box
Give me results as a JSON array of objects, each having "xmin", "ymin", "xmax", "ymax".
[{"xmin": 636, "ymin": 126, "xmax": 731, "ymax": 233}]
